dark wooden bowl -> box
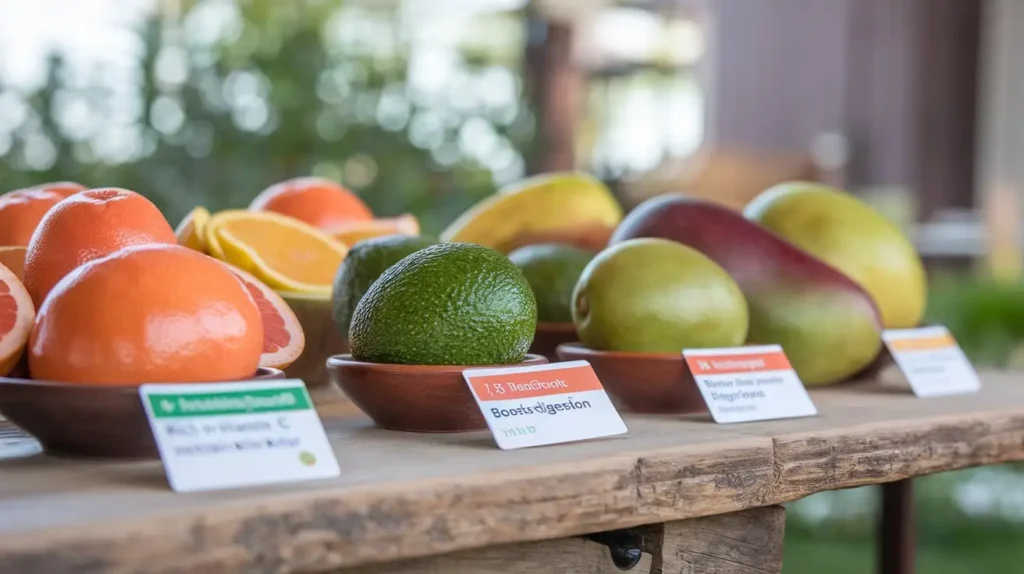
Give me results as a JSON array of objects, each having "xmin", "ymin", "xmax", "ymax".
[
  {"xmin": 529, "ymin": 322, "xmax": 578, "ymax": 362},
  {"xmin": 556, "ymin": 343, "xmax": 707, "ymax": 415},
  {"xmin": 0, "ymin": 368, "xmax": 285, "ymax": 460},
  {"xmin": 327, "ymin": 354, "xmax": 549, "ymax": 433}
]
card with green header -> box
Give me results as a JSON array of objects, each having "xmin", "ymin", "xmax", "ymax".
[{"xmin": 140, "ymin": 379, "xmax": 340, "ymax": 492}]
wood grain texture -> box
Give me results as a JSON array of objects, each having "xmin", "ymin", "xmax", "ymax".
[
  {"xmin": 334, "ymin": 507, "xmax": 782, "ymax": 574},
  {"xmin": 648, "ymin": 506, "xmax": 785, "ymax": 574},
  {"xmin": 1, "ymin": 371, "xmax": 1023, "ymax": 573},
  {"xmin": 338, "ymin": 536, "xmax": 652, "ymax": 574}
]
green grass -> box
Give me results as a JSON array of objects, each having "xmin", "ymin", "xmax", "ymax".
[
  {"xmin": 783, "ymin": 536, "xmax": 1024, "ymax": 574},
  {"xmin": 782, "ymin": 470, "xmax": 1024, "ymax": 573}
]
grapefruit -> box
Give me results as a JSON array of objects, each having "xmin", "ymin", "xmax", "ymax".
[
  {"xmin": 22, "ymin": 188, "xmax": 177, "ymax": 307},
  {"xmin": 28, "ymin": 244, "xmax": 263, "ymax": 385},
  {"xmin": 249, "ymin": 176, "xmax": 373, "ymax": 229},
  {"xmin": 220, "ymin": 261, "xmax": 306, "ymax": 370},
  {"xmin": 0, "ymin": 188, "xmax": 65, "ymax": 247},
  {"xmin": 31, "ymin": 181, "xmax": 88, "ymax": 198},
  {"xmin": 0, "ymin": 247, "xmax": 26, "ymax": 281},
  {"xmin": 0, "ymin": 262, "xmax": 34, "ymax": 377}
]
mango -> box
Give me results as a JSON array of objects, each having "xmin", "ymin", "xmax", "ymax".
[
  {"xmin": 441, "ymin": 172, "xmax": 622, "ymax": 253},
  {"xmin": 610, "ymin": 194, "xmax": 883, "ymax": 385},
  {"xmin": 744, "ymin": 182, "xmax": 927, "ymax": 329}
]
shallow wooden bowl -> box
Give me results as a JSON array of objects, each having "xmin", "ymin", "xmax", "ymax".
[
  {"xmin": 0, "ymin": 368, "xmax": 285, "ymax": 460},
  {"xmin": 529, "ymin": 322, "xmax": 578, "ymax": 362},
  {"xmin": 556, "ymin": 343, "xmax": 707, "ymax": 415},
  {"xmin": 327, "ymin": 354, "xmax": 549, "ymax": 433}
]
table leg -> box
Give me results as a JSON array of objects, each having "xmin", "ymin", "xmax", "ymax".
[{"xmin": 878, "ymin": 479, "xmax": 915, "ymax": 574}]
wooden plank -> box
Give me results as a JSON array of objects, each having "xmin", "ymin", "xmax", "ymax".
[
  {"xmin": 0, "ymin": 372, "xmax": 1023, "ymax": 572},
  {"xmin": 648, "ymin": 506, "xmax": 785, "ymax": 574},
  {"xmin": 338, "ymin": 536, "xmax": 651, "ymax": 574},
  {"xmin": 334, "ymin": 506, "xmax": 784, "ymax": 574}
]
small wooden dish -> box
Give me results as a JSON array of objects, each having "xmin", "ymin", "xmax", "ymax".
[
  {"xmin": 556, "ymin": 343, "xmax": 707, "ymax": 415},
  {"xmin": 327, "ymin": 354, "xmax": 549, "ymax": 433},
  {"xmin": 529, "ymin": 322, "xmax": 578, "ymax": 362},
  {"xmin": 0, "ymin": 368, "xmax": 285, "ymax": 460}
]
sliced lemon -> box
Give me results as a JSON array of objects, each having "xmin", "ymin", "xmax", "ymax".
[
  {"xmin": 206, "ymin": 210, "xmax": 347, "ymax": 295},
  {"xmin": 174, "ymin": 206, "xmax": 211, "ymax": 253}
]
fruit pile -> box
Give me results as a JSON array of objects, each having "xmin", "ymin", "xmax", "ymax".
[
  {"xmin": 329, "ymin": 173, "xmax": 926, "ymax": 390},
  {"xmin": 0, "ymin": 182, "xmax": 310, "ymax": 384},
  {"xmin": 330, "ymin": 171, "xmax": 620, "ymax": 368},
  {"xmin": 0, "ymin": 169, "xmax": 926, "ymax": 392}
]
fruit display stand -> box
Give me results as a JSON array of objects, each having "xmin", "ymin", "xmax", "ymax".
[{"xmin": 1, "ymin": 372, "xmax": 1021, "ymax": 574}]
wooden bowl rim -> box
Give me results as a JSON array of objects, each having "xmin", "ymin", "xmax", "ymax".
[
  {"xmin": 535, "ymin": 322, "xmax": 577, "ymax": 333},
  {"xmin": 327, "ymin": 354, "xmax": 548, "ymax": 373},
  {"xmin": 556, "ymin": 342, "xmax": 685, "ymax": 361},
  {"xmin": 0, "ymin": 367, "xmax": 285, "ymax": 393}
]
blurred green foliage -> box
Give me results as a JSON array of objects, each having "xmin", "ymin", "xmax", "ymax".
[
  {"xmin": 925, "ymin": 275, "xmax": 1024, "ymax": 367},
  {"xmin": 0, "ymin": 0, "xmax": 537, "ymax": 235}
]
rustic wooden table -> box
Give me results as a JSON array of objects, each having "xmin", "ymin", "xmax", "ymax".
[{"xmin": 1, "ymin": 371, "xmax": 1022, "ymax": 574}]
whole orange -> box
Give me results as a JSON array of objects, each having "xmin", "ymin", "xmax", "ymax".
[
  {"xmin": 29, "ymin": 243, "xmax": 263, "ymax": 385},
  {"xmin": 31, "ymin": 181, "xmax": 88, "ymax": 198},
  {"xmin": 0, "ymin": 188, "xmax": 65, "ymax": 246},
  {"xmin": 22, "ymin": 188, "xmax": 176, "ymax": 306},
  {"xmin": 249, "ymin": 176, "xmax": 373, "ymax": 229}
]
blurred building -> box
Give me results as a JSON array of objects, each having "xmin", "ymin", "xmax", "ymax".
[{"xmin": 525, "ymin": 0, "xmax": 1015, "ymax": 275}]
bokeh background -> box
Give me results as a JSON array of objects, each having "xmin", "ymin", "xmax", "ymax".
[{"xmin": 3, "ymin": 0, "xmax": 1023, "ymax": 571}]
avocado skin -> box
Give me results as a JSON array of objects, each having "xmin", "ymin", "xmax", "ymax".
[
  {"xmin": 508, "ymin": 243, "xmax": 594, "ymax": 323},
  {"xmin": 331, "ymin": 234, "xmax": 440, "ymax": 338},
  {"xmin": 349, "ymin": 242, "xmax": 538, "ymax": 366}
]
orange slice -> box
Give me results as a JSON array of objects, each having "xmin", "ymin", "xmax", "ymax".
[
  {"xmin": 327, "ymin": 214, "xmax": 420, "ymax": 247},
  {"xmin": 207, "ymin": 210, "xmax": 348, "ymax": 296},
  {"xmin": 219, "ymin": 261, "xmax": 305, "ymax": 370},
  {"xmin": 0, "ymin": 262, "xmax": 34, "ymax": 376},
  {"xmin": 174, "ymin": 206, "xmax": 211, "ymax": 253},
  {"xmin": 0, "ymin": 247, "xmax": 26, "ymax": 281}
]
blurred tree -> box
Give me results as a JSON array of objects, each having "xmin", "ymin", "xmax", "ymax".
[{"xmin": 0, "ymin": 0, "xmax": 537, "ymax": 235}]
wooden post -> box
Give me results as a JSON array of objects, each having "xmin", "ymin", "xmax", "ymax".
[
  {"xmin": 878, "ymin": 479, "xmax": 916, "ymax": 574},
  {"xmin": 523, "ymin": 11, "xmax": 582, "ymax": 174}
]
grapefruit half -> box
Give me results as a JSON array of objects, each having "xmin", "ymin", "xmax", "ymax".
[
  {"xmin": 0, "ymin": 262, "xmax": 34, "ymax": 377},
  {"xmin": 0, "ymin": 246, "xmax": 27, "ymax": 281},
  {"xmin": 220, "ymin": 261, "xmax": 305, "ymax": 370}
]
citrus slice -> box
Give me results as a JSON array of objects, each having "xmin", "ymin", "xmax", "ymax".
[
  {"xmin": 204, "ymin": 216, "xmax": 227, "ymax": 260},
  {"xmin": 326, "ymin": 214, "xmax": 420, "ymax": 247},
  {"xmin": 219, "ymin": 261, "xmax": 306, "ymax": 370},
  {"xmin": 0, "ymin": 262, "xmax": 35, "ymax": 377},
  {"xmin": 207, "ymin": 210, "xmax": 348, "ymax": 296},
  {"xmin": 174, "ymin": 206, "xmax": 211, "ymax": 253},
  {"xmin": 0, "ymin": 247, "xmax": 26, "ymax": 281}
]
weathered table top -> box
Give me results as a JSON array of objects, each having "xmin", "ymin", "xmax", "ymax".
[{"xmin": 1, "ymin": 370, "xmax": 1023, "ymax": 573}]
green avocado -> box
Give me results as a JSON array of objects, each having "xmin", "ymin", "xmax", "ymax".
[
  {"xmin": 349, "ymin": 242, "xmax": 538, "ymax": 365},
  {"xmin": 507, "ymin": 243, "xmax": 594, "ymax": 323},
  {"xmin": 331, "ymin": 234, "xmax": 439, "ymax": 337}
]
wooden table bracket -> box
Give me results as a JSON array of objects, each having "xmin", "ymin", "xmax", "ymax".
[{"xmin": 582, "ymin": 527, "xmax": 646, "ymax": 570}]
